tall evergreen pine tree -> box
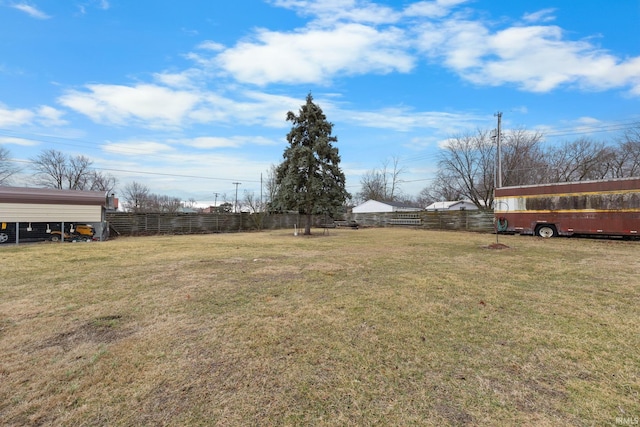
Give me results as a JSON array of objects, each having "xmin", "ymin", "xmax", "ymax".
[{"xmin": 275, "ymin": 94, "xmax": 350, "ymax": 235}]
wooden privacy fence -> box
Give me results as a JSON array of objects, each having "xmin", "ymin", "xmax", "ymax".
[
  {"xmin": 351, "ymin": 211, "xmax": 495, "ymax": 233},
  {"xmin": 107, "ymin": 210, "xmax": 495, "ymax": 236},
  {"xmin": 106, "ymin": 212, "xmax": 304, "ymax": 236}
]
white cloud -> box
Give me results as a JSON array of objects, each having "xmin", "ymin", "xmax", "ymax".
[
  {"xmin": 178, "ymin": 136, "xmax": 243, "ymax": 149},
  {"xmin": 55, "ymin": 81, "xmax": 302, "ymax": 129},
  {"xmin": 344, "ymin": 107, "xmax": 485, "ymax": 133},
  {"xmin": 176, "ymin": 135, "xmax": 278, "ymax": 149},
  {"xmin": 188, "ymin": 91, "xmax": 300, "ymax": 128},
  {"xmin": 575, "ymin": 116, "xmax": 601, "ymax": 125},
  {"xmin": 11, "ymin": 3, "xmax": 50, "ymax": 19},
  {"xmin": 0, "ymin": 104, "xmax": 35, "ymax": 127},
  {"xmin": 100, "ymin": 134, "xmax": 278, "ymax": 175},
  {"xmin": 58, "ymin": 84, "xmax": 200, "ymax": 128},
  {"xmin": 608, "ymin": 56, "xmax": 640, "ymax": 95},
  {"xmin": 415, "ymin": 17, "xmax": 640, "ymax": 95},
  {"xmin": 197, "ymin": 40, "xmax": 225, "ymax": 51},
  {"xmin": 482, "ymin": 26, "xmax": 640, "ymax": 92},
  {"xmin": 510, "ymin": 106, "xmax": 528, "ymax": 114},
  {"xmin": 101, "ymin": 140, "xmax": 175, "ymax": 156},
  {"xmin": 434, "ymin": 20, "xmax": 491, "ymax": 69},
  {"xmin": 153, "ymin": 70, "xmax": 203, "ymax": 88},
  {"xmin": 0, "ymin": 136, "xmax": 39, "ymax": 146},
  {"xmin": 269, "ymin": 0, "xmax": 400, "ymax": 25},
  {"xmin": 437, "ymin": 137, "xmax": 458, "ymax": 150},
  {"xmin": 0, "ymin": 103, "xmax": 68, "ymax": 128},
  {"xmin": 234, "ymin": 91, "xmax": 308, "ymax": 126},
  {"xmin": 170, "ymin": 1, "xmax": 640, "ymax": 96},
  {"xmin": 216, "ymin": 23, "xmax": 413, "ymax": 85},
  {"xmin": 43, "ymin": 0, "xmax": 640, "ymax": 141},
  {"xmin": 522, "ymin": 8, "xmax": 556, "ymax": 23},
  {"xmin": 36, "ymin": 105, "xmax": 67, "ymax": 126},
  {"xmin": 567, "ymin": 117, "xmax": 612, "ymax": 137},
  {"xmin": 76, "ymin": 0, "xmax": 109, "ymax": 15},
  {"xmin": 404, "ymin": 0, "xmax": 470, "ymax": 19}
]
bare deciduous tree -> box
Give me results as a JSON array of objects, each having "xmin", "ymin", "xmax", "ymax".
[
  {"xmin": 242, "ymin": 190, "xmax": 266, "ymax": 229},
  {"xmin": 122, "ymin": 181, "xmax": 150, "ymax": 212},
  {"xmin": 242, "ymin": 190, "xmax": 264, "ymax": 213},
  {"xmin": 546, "ymin": 138, "xmax": 613, "ymax": 182},
  {"xmin": 121, "ymin": 181, "xmax": 185, "ymax": 213},
  {"xmin": 30, "ymin": 149, "xmax": 116, "ymax": 191},
  {"xmin": 501, "ymin": 128, "xmax": 546, "ymax": 186},
  {"xmin": 263, "ymin": 165, "xmax": 279, "ymax": 213},
  {"xmin": 31, "ymin": 149, "xmax": 68, "ymax": 189},
  {"xmin": 87, "ymin": 170, "xmax": 118, "ymax": 193},
  {"xmin": 436, "ymin": 130, "xmax": 495, "ymax": 209},
  {"xmin": 67, "ymin": 155, "xmax": 93, "ymax": 190},
  {"xmin": 183, "ymin": 198, "xmax": 198, "ymax": 210},
  {"xmin": 147, "ymin": 194, "xmax": 182, "ymax": 213},
  {"xmin": 357, "ymin": 157, "xmax": 405, "ymax": 202},
  {"xmin": 0, "ymin": 146, "xmax": 20, "ymax": 185},
  {"xmin": 418, "ymin": 170, "xmax": 464, "ymax": 207},
  {"xmin": 386, "ymin": 157, "xmax": 404, "ymax": 201},
  {"xmin": 610, "ymin": 125, "xmax": 640, "ymax": 178},
  {"xmin": 358, "ymin": 169, "xmax": 387, "ymax": 203}
]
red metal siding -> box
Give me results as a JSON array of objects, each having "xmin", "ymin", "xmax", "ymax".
[
  {"xmin": 0, "ymin": 186, "xmax": 106, "ymax": 206},
  {"xmin": 499, "ymin": 211, "xmax": 640, "ymax": 236},
  {"xmin": 495, "ymin": 177, "xmax": 640, "ymax": 198},
  {"xmin": 495, "ymin": 177, "xmax": 640, "ymax": 237}
]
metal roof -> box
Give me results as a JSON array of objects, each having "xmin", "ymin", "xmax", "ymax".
[{"xmin": 0, "ymin": 186, "xmax": 107, "ymax": 206}]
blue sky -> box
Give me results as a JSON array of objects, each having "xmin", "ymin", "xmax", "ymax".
[{"xmin": 1, "ymin": 0, "xmax": 639, "ymax": 206}]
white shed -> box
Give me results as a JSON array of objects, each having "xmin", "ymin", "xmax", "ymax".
[
  {"xmin": 352, "ymin": 200, "xmax": 421, "ymax": 214},
  {"xmin": 0, "ymin": 186, "xmax": 110, "ymax": 244},
  {"xmin": 425, "ymin": 200, "xmax": 479, "ymax": 211}
]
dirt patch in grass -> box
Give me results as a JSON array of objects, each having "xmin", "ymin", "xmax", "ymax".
[
  {"xmin": 484, "ymin": 242, "xmax": 510, "ymax": 249},
  {"xmin": 434, "ymin": 403, "xmax": 474, "ymax": 425},
  {"xmin": 36, "ymin": 315, "xmax": 134, "ymax": 352}
]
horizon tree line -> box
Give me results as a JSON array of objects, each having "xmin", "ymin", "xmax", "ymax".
[{"xmin": 0, "ymin": 121, "xmax": 638, "ymax": 213}]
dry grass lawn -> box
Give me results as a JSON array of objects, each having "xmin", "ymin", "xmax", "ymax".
[{"xmin": 1, "ymin": 228, "xmax": 638, "ymax": 426}]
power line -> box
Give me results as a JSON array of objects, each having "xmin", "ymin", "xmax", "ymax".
[
  {"xmin": 542, "ymin": 121, "xmax": 639, "ymax": 138},
  {"xmin": 400, "ymin": 119, "xmax": 640, "ymax": 165},
  {"xmin": 0, "ymin": 128, "xmax": 275, "ymax": 169},
  {"xmin": 7, "ymin": 158, "xmax": 262, "ymax": 183}
]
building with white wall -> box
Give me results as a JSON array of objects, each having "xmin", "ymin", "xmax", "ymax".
[
  {"xmin": 425, "ymin": 200, "xmax": 480, "ymax": 211},
  {"xmin": 352, "ymin": 200, "xmax": 422, "ymax": 214},
  {"xmin": 0, "ymin": 186, "xmax": 111, "ymax": 244}
]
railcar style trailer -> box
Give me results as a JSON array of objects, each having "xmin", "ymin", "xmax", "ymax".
[{"xmin": 494, "ymin": 177, "xmax": 640, "ymax": 238}]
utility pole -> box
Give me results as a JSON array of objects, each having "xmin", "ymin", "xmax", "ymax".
[
  {"xmin": 260, "ymin": 173, "xmax": 263, "ymax": 213},
  {"xmin": 212, "ymin": 192, "xmax": 220, "ymax": 232},
  {"xmin": 494, "ymin": 111, "xmax": 503, "ymax": 188},
  {"xmin": 493, "ymin": 112, "xmax": 503, "ymax": 245},
  {"xmin": 232, "ymin": 182, "xmax": 241, "ymax": 213}
]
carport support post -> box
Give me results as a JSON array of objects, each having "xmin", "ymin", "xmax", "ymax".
[
  {"xmin": 15, "ymin": 222, "xmax": 19, "ymax": 244},
  {"xmin": 61, "ymin": 222, "xmax": 64, "ymax": 242}
]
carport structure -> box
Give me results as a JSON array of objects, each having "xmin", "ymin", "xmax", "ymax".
[{"xmin": 0, "ymin": 186, "xmax": 111, "ymax": 244}]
